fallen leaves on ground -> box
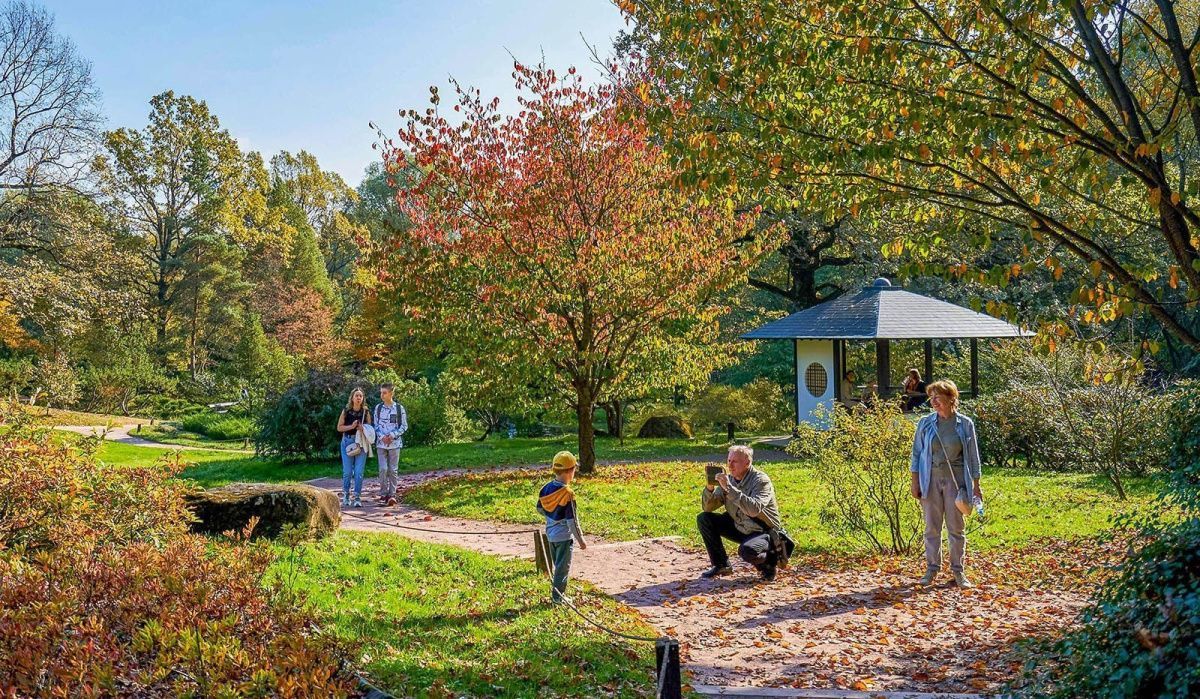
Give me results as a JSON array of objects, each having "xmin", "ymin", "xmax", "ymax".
[{"xmin": 622, "ymin": 535, "xmax": 1126, "ymax": 694}]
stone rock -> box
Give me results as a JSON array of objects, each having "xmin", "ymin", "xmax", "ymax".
[
  {"xmin": 636, "ymin": 415, "xmax": 694, "ymax": 439},
  {"xmin": 185, "ymin": 483, "xmax": 340, "ymax": 540}
]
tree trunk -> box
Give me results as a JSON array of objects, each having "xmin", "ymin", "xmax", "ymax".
[
  {"xmin": 602, "ymin": 400, "xmax": 622, "ymax": 439},
  {"xmin": 575, "ymin": 392, "xmax": 597, "ymax": 474}
]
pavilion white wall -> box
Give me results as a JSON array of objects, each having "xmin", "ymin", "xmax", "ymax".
[{"xmin": 794, "ymin": 339, "xmax": 835, "ymax": 429}]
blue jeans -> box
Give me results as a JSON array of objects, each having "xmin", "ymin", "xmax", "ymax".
[
  {"xmin": 550, "ymin": 539, "xmax": 573, "ymax": 601},
  {"xmin": 340, "ymin": 436, "xmax": 366, "ymax": 499}
]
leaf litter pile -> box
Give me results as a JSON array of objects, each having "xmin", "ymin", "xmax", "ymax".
[{"xmin": 614, "ymin": 535, "xmax": 1126, "ymax": 694}]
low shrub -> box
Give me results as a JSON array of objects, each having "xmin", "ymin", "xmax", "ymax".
[
  {"xmin": 791, "ymin": 400, "xmax": 921, "ymax": 554},
  {"xmin": 970, "ymin": 380, "xmax": 1170, "ymax": 497},
  {"xmin": 969, "ymin": 388, "xmax": 1074, "ymax": 470},
  {"xmin": 365, "ymin": 370, "xmax": 477, "ymax": 448},
  {"xmin": 687, "ymin": 378, "xmax": 792, "ymax": 436},
  {"xmin": 181, "ymin": 411, "xmax": 256, "ymax": 441},
  {"xmin": 636, "ymin": 414, "xmax": 694, "ymax": 439},
  {"xmin": 0, "ymin": 357, "xmax": 32, "ymax": 400},
  {"xmin": 128, "ymin": 394, "xmax": 206, "ymax": 419},
  {"xmin": 258, "ymin": 370, "xmax": 475, "ymax": 459},
  {"xmin": 0, "ymin": 405, "xmax": 355, "ymax": 697}
]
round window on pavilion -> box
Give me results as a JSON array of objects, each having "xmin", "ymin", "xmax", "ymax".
[{"xmin": 804, "ymin": 362, "xmax": 828, "ymax": 398}]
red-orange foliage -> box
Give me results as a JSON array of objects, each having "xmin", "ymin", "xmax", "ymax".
[
  {"xmin": 379, "ymin": 63, "xmax": 770, "ymax": 471},
  {"xmin": 0, "ymin": 409, "xmax": 354, "ymax": 698},
  {"xmin": 258, "ymin": 284, "xmax": 345, "ymax": 369}
]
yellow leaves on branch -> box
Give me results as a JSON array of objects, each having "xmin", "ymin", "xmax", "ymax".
[{"xmin": 1134, "ymin": 142, "xmax": 1160, "ymax": 158}]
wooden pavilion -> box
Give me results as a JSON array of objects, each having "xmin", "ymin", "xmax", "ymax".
[{"xmin": 743, "ymin": 278, "xmax": 1033, "ymax": 428}]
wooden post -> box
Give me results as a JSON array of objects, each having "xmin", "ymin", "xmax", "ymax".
[
  {"xmin": 970, "ymin": 338, "xmax": 979, "ymax": 398},
  {"xmin": 875, "ymin": 339, "xmax": 890, "ymax": 396},
  {"xmin": 655, "ymin": 637, "xmax": 683, "ymax": 699},
  {"xmin": 832, "ymin": 339, "xmax": 843, "ymax": 403},
  {"xmin": 792, "ymin": 339, "xmax": 801, "ymax": 428},
  {"xmin": 923, "ymin": 339, "xmax": 933, "ymax": 383},
  {"xmin": 534, "ymin": 531, "xmax": 551, "ymax": 577}
]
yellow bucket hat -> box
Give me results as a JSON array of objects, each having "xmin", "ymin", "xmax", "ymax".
[{"xmin": 551, "ymin": 450, "xmax": 578, "ymax": 473}]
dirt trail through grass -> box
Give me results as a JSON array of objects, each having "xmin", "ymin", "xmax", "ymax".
[{"xmin": 311, "ymin": 467, "xmax": 1101, "ymax": 696}]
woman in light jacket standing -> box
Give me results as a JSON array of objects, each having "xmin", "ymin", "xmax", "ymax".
[
  {"xmin": 336, "ymin": 387, "xmax": 373, "ymax": 508},
  {"xmin": 909, "ymin": 379, "xmax": 982, "ymax": 587}
]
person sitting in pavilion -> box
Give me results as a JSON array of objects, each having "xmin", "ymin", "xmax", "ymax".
[{"xmin": 902, "ymin": 368, "xmax": 928, "ymax": 411}]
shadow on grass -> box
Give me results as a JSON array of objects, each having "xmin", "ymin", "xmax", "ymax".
[{"xmin": 323, "ymin": 586, "xmax": 658, "ymax": 698}]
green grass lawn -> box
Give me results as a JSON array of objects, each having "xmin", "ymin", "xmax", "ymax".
[
  {"xmin": 93, "ymin": 441, "xmax": 338, "ymax": 487},
  {"xmin": 390, "ymin": 434, "xmax": 734, "ymax": 470},
  {"xmin": 406, "ymin": 460, "xmax": 1163, "ymax": 553},
  {"xmin": 92, "ymin": 434, "xmax": 741, "ymax": 488},
  {"xmin": 272, "ymin": 531, "xmax": 658, "ymax": 698},
  {"xmin": 137, "ymin": 424, "xmax": 251, "ymax": 451}
]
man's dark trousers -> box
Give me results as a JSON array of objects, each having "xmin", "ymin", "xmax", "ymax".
[{"xmin": 697, "ymin": 511, "xmax": 772, "ymax": 569}]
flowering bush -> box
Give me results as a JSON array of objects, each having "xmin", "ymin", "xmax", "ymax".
[{"xmin": 0, "ymin": 405, "xmax": 355, "ymax": 697}]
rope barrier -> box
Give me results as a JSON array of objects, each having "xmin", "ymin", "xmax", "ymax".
[
  {"xmin": 339, "ymin": 506, "xmax": 680, "ymax": 696},
  {"xmin": 339, "ymin": 510, "xmax": 540, "ymax": 535},
  {"xmin": 555, "ymin": 593, "xmax": 662, "ymax": 643},
  {"xmin": 557, "ymin": 593, "xmax": 679, "ymax": 699}
]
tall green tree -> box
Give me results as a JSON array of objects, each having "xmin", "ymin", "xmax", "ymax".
[
  {"xmin": 624, "ymin": 0, "xmax": 1200, "ymax": 349},
  {"xmin": 269, "ymin": 150, "xmax": 367, "ymax": 283},
  {"xmin": 92, "ymin": 91, "xmax": 254, "ymax": 363}
]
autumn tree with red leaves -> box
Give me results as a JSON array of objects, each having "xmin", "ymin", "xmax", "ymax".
[{"xmin": 379, "ymin": 63, "xmax": 769, "ymax": 472}]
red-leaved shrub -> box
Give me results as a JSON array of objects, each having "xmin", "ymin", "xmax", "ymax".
[{"xmin": 0, "ymin": 406, "xmax": 355, "ymax": 698}]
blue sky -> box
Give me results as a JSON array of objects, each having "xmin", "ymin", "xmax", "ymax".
[{"xmin": 50, "ymin": 0, "xmax": 627, "ymax": 185}]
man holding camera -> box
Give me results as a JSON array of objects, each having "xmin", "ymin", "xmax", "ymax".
[{"xmin": 697, "ymin": 445, "xmax": 790, "ymax": 582}]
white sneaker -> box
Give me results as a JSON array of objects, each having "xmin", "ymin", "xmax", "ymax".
[
  {"xmin": 352, "ymin": 498, "xmax": 362, "ymax": 508},
  {"xmin": 341, "ymin": 494, "xmax": 350, "ymax": 507}
]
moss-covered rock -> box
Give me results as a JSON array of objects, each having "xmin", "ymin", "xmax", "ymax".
[
  {"xmin": 636, "ymin": 415, "xmax": 694, "ymax": 439},
  {"xmin": 185, "ymin": 483, "xmax": 340, "ymax": 540}
]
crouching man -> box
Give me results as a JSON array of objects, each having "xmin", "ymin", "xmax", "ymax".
[{"xmin": 697, "ymin": 445, "xmax": 786, "ymax": 582}]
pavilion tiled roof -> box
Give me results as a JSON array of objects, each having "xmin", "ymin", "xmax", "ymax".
[{"xmin": 742, "ymin": 279, "xmax": 1034, "ymax": 340}]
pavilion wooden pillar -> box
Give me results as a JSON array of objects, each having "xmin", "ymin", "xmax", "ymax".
[
  {"xmin": 923, "ymin": 339, "xmax": 933, "ymax": 382},
  {"xmin": 832, "ymin": 339, "xmax": 843, "ymax": 402},
  {"xmin": 970, "ymin": 338, "xmax": 979, "ymax": 397},
  {"xmin": 875, "ymin": 339, "xmax": 890, "ymax": 396},
  {"xmin": 792, "ymin": 339, "xmax": 800, "ymax": 428}
]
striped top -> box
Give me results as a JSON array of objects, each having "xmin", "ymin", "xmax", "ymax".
[{"xmin": 536, "ymin": 479, "xmax": 577, "ymax": 543}]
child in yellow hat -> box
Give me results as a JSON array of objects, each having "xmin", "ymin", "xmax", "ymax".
[{"xmin": 536, "ymin": 450, "xmax": 588, "ymax": 602}]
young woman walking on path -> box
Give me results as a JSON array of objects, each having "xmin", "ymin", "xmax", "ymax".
[{"xmin": 337, "ymin": 387, "xmax": 373, "ymax": 508}]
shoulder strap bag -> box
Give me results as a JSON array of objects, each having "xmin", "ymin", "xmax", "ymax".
[{"xmin": 933, "ymin": 424, "xmax": 972, "ymax": 516}]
